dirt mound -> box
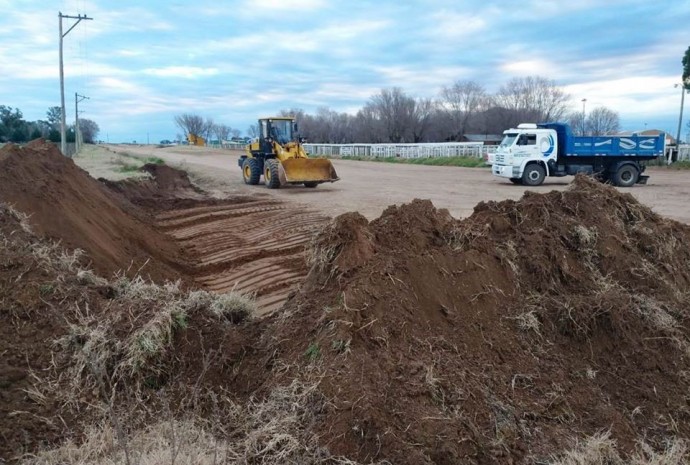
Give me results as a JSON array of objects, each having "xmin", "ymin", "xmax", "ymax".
[
  {"xmin": 0, "ymin": 141, "xmax": 186, "ymax": 280},
  {"xmin": 263, "ymin": 176, "xmax": 690, "ymax": 463},
  {"xmin": 100, "ymin": 163, "xmax": 205, "ymax": 208}
]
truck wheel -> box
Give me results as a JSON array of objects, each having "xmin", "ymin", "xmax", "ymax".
[
  {"xmin": 242, "ymin": 158, "xmax": 260, "ymax": 185},
  {"xmin": 264, "ymin": 159, "xmax": 281, "ymax": 189},
  {"xmin": 509, "ymin": 178, "xmax": 523, "ymax": 185},
  {"xmin": 613, "ymin": 164, "xmax": 639, "ymax": 187},
  {"xmin": 522, "ymin": 164, "xmax": 545, "ymax": 186},
  {"xmin": 303, "ymin": 182, "xmax": 318, "ymax": 188}
]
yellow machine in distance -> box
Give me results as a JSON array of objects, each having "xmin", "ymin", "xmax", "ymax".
[
  {"xmin": 239, "ymin": 117, "xmax": 339, "ymax": 189},
  {"xmin": 187, "ymin": 133, "xmax": 206, "ymax": 146}
]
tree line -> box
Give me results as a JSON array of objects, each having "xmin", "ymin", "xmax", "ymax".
[
  {"xmin": 277, "ymin": 75, "xmax": 621, "ymax": 144},
  {"xmin": 0, "ymin": 105, "xmax": 99, "ymax": 144},
  {"xmin": 174, "ymin": 114, "xmax": 242, "ymax": 143},
  {"xmin": 172, "ymin": 76, "xmax": 621, "ymax": 145}
]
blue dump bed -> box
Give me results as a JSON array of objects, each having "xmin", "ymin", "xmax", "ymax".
[{"xmin": 538, "ymin": 123, "xmax": 665, "ymax": 158}]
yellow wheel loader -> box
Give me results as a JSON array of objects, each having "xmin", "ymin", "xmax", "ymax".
[{"xmin": 239, "ymin": 117, "xmax": 339, "ymax": 189}]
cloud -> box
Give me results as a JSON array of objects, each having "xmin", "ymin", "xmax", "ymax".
[{"xmin": 143, "ymin": 67, "xmax": 220, "ymax": 79}]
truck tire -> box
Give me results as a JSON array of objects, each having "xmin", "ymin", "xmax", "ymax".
[
  {"xmin": 612, "ymin": 164, "xmax": 639, "ymax": 187},
  {"xmin": 242, "ymin": 158, "xmax": 260, "ymax": 185},
  {"xmin": 509, "ymin": 178, "xmax": 523, "ymax": 185},
  {"xmin": 522, "ymin": 164, "xmax": 545, "ymax": 186},
  {"xmin": 303, "ymin": 182, "xmax": 318, "ymax": 188},
  {"xmin": 264, "ymin": 159, "xmax": 281, "ymax": 189}
]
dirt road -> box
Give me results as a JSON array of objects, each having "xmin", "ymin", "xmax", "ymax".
[{"xmin": 113, "ymin": 144, "xmax": 690, "ymax": 224}]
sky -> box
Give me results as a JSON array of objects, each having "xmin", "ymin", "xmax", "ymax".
[{"xmin": 0, "ymin": 0, "xmax": 689, "ymax": 143}]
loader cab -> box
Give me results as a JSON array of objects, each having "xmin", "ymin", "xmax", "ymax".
[{"xmin": 260, "ymin": 118, "xmax": 297, "ymax": 146}]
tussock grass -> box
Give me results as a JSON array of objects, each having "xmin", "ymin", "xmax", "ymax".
[{"xmin": 209, "ymin": 290, "xmax": 255, "ymax": 322}]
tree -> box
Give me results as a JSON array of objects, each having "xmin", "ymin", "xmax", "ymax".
[
  {"xmin": 0, "ymin": 105, "xmax": 25, "ymax": 142},
  {"xmin": 174, "ymin": 114, "xmax": 206, "ymax": 138},
  {"xmin": 247, "ymin": 124, "xmax": 259, "ymax": 138},
  {"xmin": 212, "ymin": 123, "xmax": 231, "ymax": 144},
  {"xmin": 586, "ymin": 107, "xmax": 620, "ymax": 135},
  {"xmin": 683, "ymin": 47, "xmax": 690, "ymax": 90},
  {"xmin": 79, "ymin": 118, "xmax": 100, "ymax": 143},
  {"xmin": 439, "ymin": 80, "xmax": 486, "ymax": 140},
  {"xmin": 46, "ymin": 106, "xmax": 62, "ymax": 130},
  {"xmin": 494, "ymin": 76, "xmax": 570, "ymax": 127}
]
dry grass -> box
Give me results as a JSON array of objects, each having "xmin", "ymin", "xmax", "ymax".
[
  {"xmin": 25, "ymin": 380, "xmax": 380, "ymax": 465},
  {"xmin": 551, "ymin": 431, "xmax": 689, "ymax": 465},
  {"xmin": 209, "ymin": 290, "xmax": 256, "ymax": 322},
  {"xmin": 3, "ymin": 203, "xmax": 34, "ymax": 234}
]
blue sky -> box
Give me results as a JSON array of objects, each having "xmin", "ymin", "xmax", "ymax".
[{"xmin": 0, "ymin": 0, "xmax": 688, "ymax": 142}]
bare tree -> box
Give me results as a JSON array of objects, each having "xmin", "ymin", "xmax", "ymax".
[
  {"xmin": 364, "ymin": 88, "xmax": 421, "ymax": 143},
  {"xmin": 79, "ymin": 118, "xmax": 100, "ymax": 143},
  {"xmin": 231, "ymin": 128, "xmax": 241, "ymax": 139},
  {"xmin": 247, "ymin": 124, "xmax": 259, "ymax": 138},
  {"xmin": 212, "ymin": 123, "xmax": 231, "ymax": 144},
  {"xmin": 586, "ymin": 107, "xmax": 620, "ymax": 135},
  {"xmin": 174, "ymin": 114, "xmax": 206, "ymax": 138},
  {"xmin": 439, "ymin": 80, "xmax": 486, "ymax": 140},
  {"xmin": 494, "ymin": 76, "xmax": 570, "ymax": 127}
]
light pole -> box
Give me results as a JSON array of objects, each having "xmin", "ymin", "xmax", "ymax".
[
  {"xmin": 581, "ymin": 98, "xmax": 587, "ymax": 135},
  {"xmin": 675, "ymin": 82, "xmax": 688, "ymax": 146}
]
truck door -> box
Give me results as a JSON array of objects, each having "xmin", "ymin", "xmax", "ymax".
[{"xmin": 515, "ymin": 133, "xmax": 538, "ymax": 158}]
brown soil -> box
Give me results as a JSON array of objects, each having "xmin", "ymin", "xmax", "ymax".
[
  {"xmin": 2, "ymin": 141, "xmax": 690, "ymax": 464},
  {"xmin": 0, "ymin": 141, "xmax": 185, "ymax": 281},
  {"xmin": 261, "ymin": 177, "xmax": 690, "ymax": 463}
]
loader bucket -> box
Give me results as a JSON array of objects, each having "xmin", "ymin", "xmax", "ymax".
[{"xmin": 279, "ymin": 158, "xmax": 339, "ymax": 184}]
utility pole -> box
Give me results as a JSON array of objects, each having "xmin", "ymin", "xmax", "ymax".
[
  {"xmin": 676, "ymin": 83, "xmax": 687, "ymax": 146},
  {"xmin": 581, "ymin": 98, "xmax": 587, "ymax": 136},
  {"xmin": 75, "ymin": 92, "xmax": 89, "ymax": 153},
  {"xmin": 59, "ymin": 12, "xmax": 92, "ymax": 157}
]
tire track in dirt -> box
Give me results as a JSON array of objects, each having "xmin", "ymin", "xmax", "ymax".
[{"xmin": 157, "ymin": 197, "xmax": 328, "ymax": 316}]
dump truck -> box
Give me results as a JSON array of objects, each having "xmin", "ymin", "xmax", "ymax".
[
  {"xmin": 491, "ymin": 123, "xmax": 665, "ymax": 187},
  {"xmin": 239, "ymin": 116, "xmax": 339, "ymax": 188}
]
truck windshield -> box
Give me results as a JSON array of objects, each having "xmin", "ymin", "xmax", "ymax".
[
  {"xmin": 269, "ymin": 120, "xmax": 293, "ymax": 144},
  {"xmin": 499, "ymin": 133, "xmax": 518, "ymax": 147}
]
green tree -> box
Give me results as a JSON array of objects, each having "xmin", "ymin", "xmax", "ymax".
[{"xmin": 46, "ymin": 106, "xmax": 62, "ymax": 130}]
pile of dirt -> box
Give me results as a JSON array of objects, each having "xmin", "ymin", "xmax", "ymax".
[
  {"xmin": 3, "ymin": 144, "xmax": 690, "ymax": 464},
  {"xmin": 260, "ymin": 176, "xmax": 690, "ymax": 463},
  {"xmin": 99, "ymin": 163, "xmax": 206, "ymax": 209},
  {"xmin": 0, "ymin": 141, "xmax": 186, "ymax": 280}
]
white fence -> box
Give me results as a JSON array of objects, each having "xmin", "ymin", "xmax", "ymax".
[
  {"xmin": 303, "ymin": 142, "xmax": 496, "ymax": 159},
  {"xmin": 679, "ymin": 145, "xmax": 690, "ymax": 161}
]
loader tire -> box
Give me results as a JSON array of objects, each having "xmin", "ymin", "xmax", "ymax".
[
  {"xmin": 303, "ymin": 182, "xmax": 318, "ymax": 188},
  {"xmin": 242, "ymin": 158, "xmax": 260, "ymax": 185},
  {"xmin": 264, "ymin": 159, "xmax": 281, "ymax": 189}
]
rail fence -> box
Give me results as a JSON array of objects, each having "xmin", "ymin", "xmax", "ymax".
[{"xmin": 303, "ymin": 142, "xmax": 496, "ymax": 159}]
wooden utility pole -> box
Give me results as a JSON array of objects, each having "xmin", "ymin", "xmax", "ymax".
[
  {"xmin": 59, "ymin": 12, "xmax": 92, "ymax": 157},
  {"xmin": 75, "ymin": 93, "xmax": 89, "ymax": 153}
]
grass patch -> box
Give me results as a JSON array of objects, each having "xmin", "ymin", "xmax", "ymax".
[
  {"xmin": 144, "ymin": 156, "xmax": 165, "ymax": 165},
  {"xmin": 339, "ymin": 155, "xmax": 488, "ymax": 167}
]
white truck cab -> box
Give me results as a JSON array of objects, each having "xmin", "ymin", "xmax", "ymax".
[{"xmin": 491, "ymin": 123, "xmax": 556, "ymax": 186}]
